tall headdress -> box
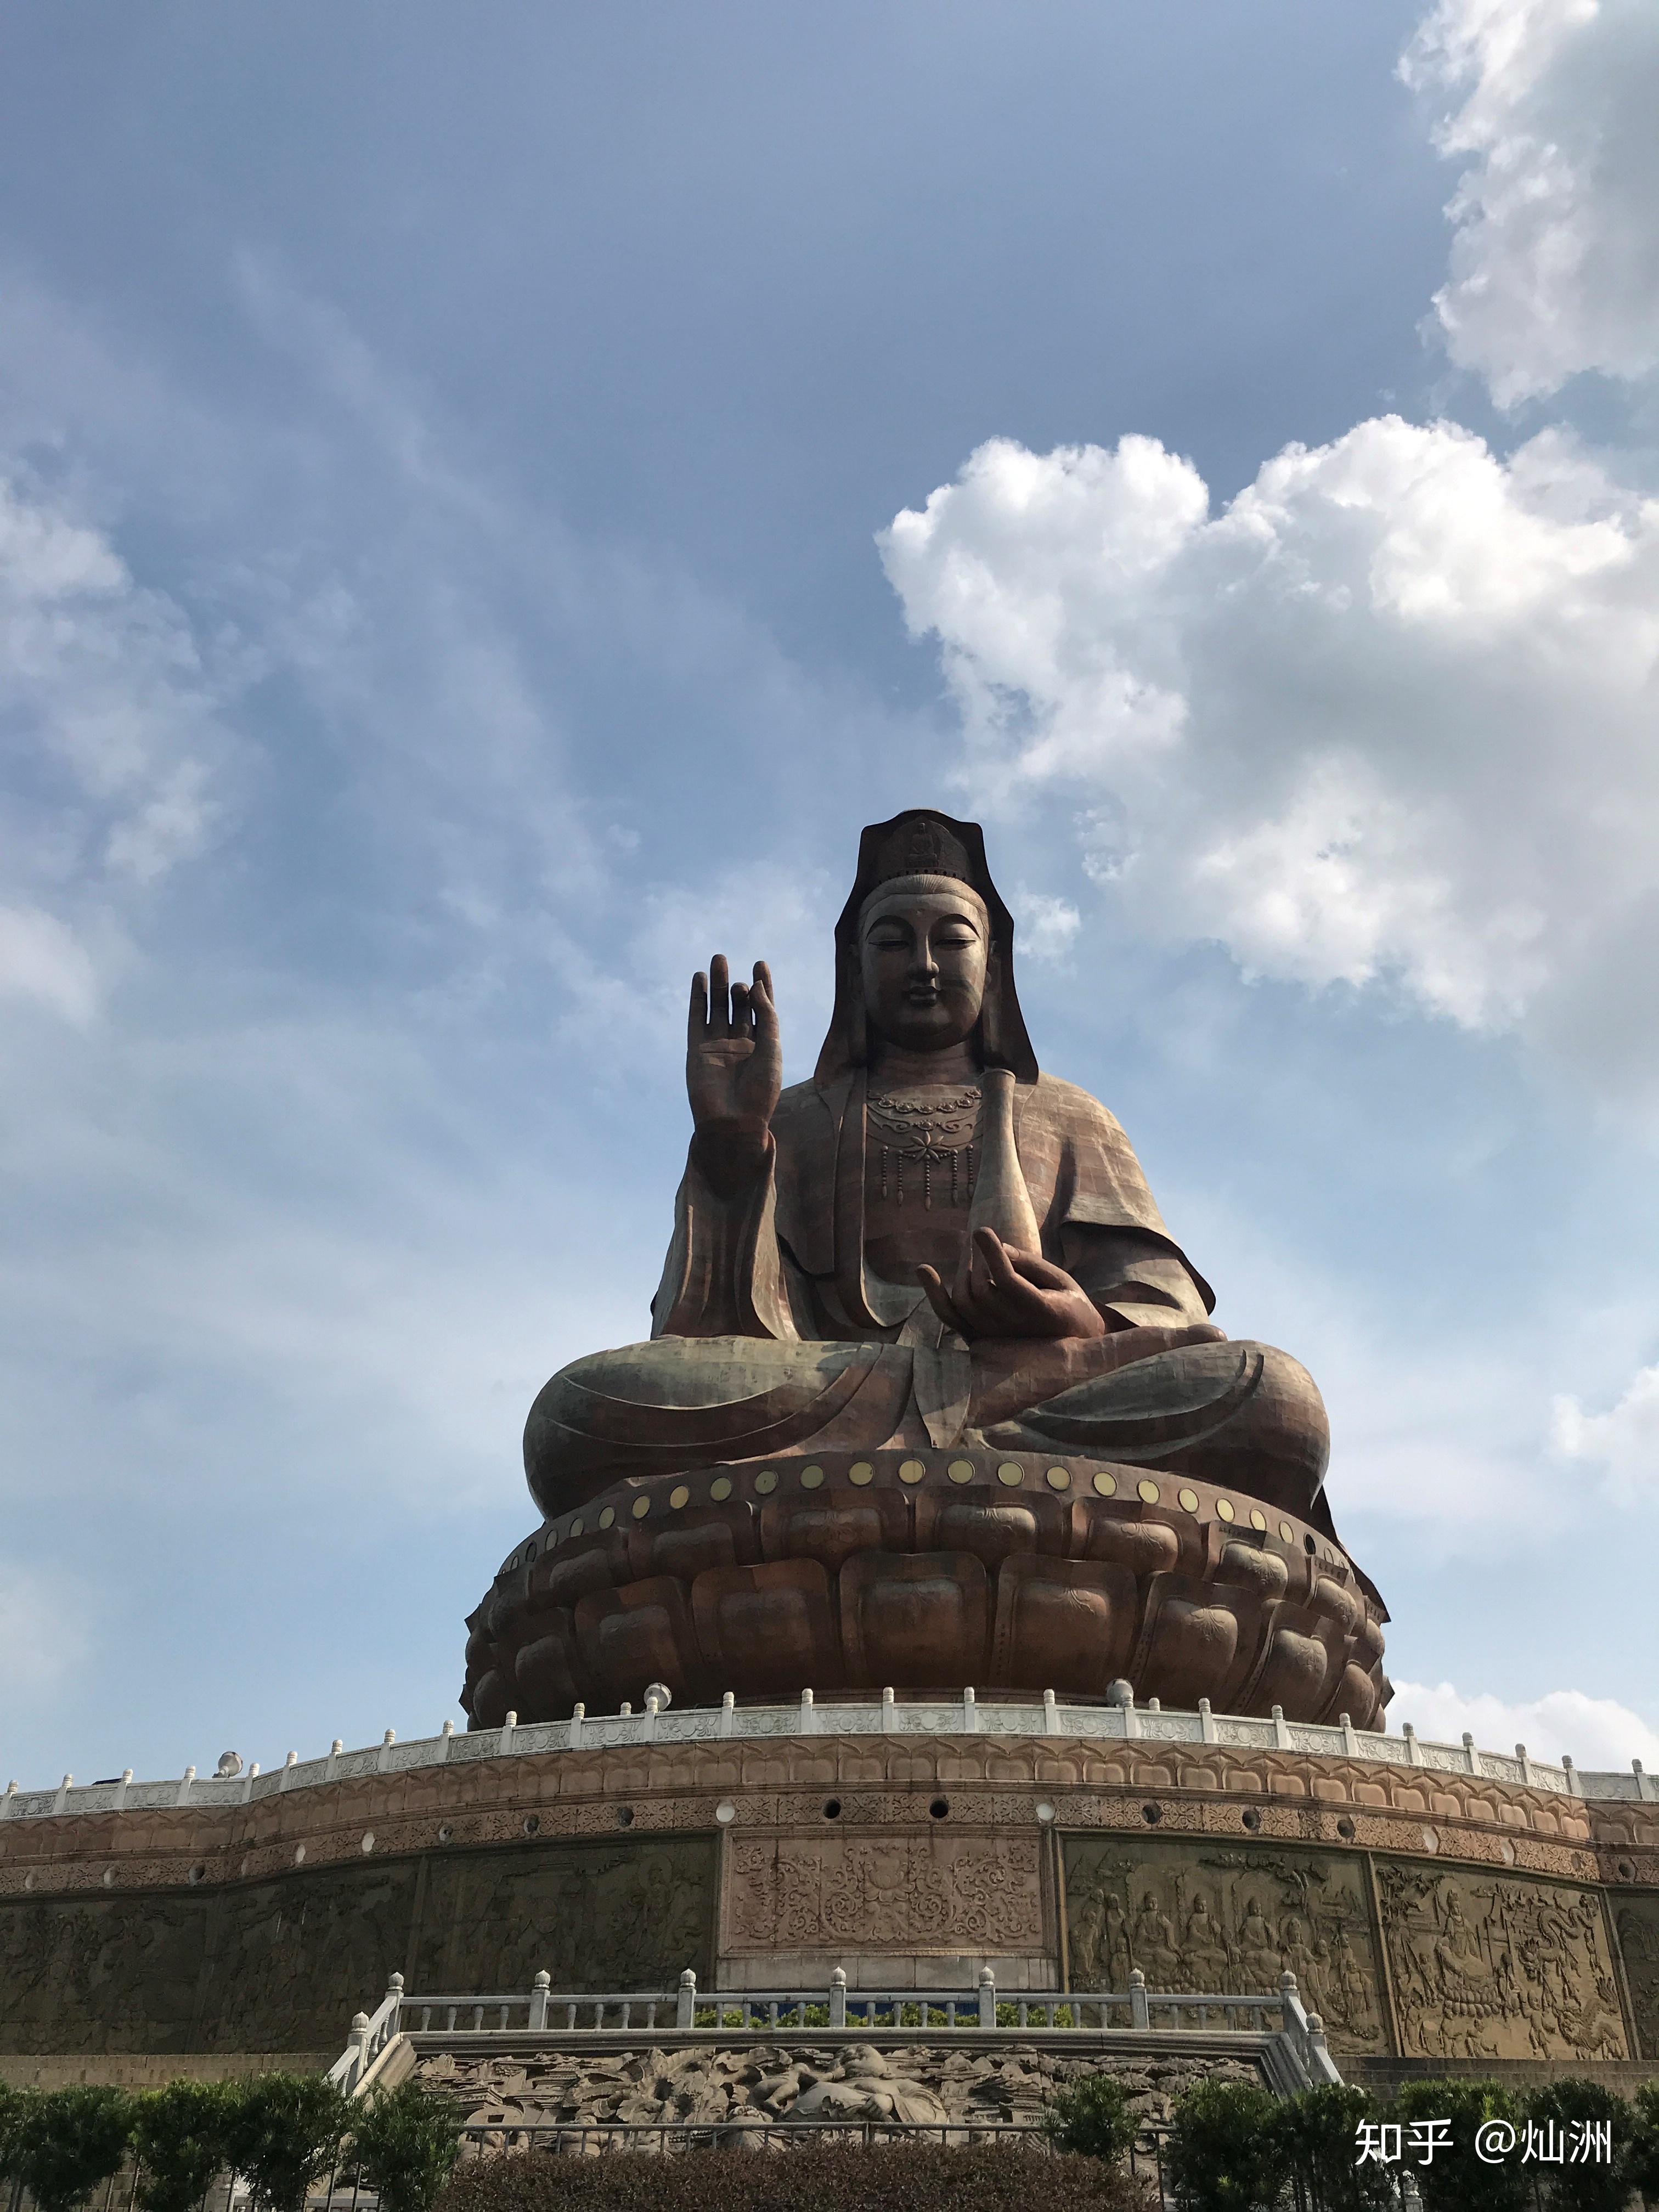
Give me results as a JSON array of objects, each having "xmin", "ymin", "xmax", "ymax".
[{"xmin": 814, "ymin": 809, "xmax": 1039, "ymax": 1085}]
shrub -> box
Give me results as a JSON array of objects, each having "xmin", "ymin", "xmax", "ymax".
[
  {"xmin": 220, "ymin": 2073, "xmax": 351, "ymax": 2212},
  {"xmin": 1163, "ymin": 2078, "xmax": 1286, "ymax": 2211},
  {"xmin": 435, "ymin": 2141, "xmax": 1155, "ymax": 2212},
  {"xmin": 347, "ymin": 2079, "xmax": 469, "ymax": 2212},
  {"xmin": 1042, "ymin": 2070, "xmax": 1137, "ymax": 2163},
  {"xmin": 130, "ymin": 2080, "xmax": 238, "ymax": 2212},
  {"xmin": 1627, "ymin": 2081, "xmax": 1659, "ymax": 2204},
  {"xmin": 8, "ymin": 2086, "xmax": 136, "ymax": 2212},
  {"xmin": 0, "ymin": 2081, "xmax": 25, "ymax": 2179},
  {"xmin": 1391, "ymin": 2078, "xmax": 1528, "ymax": 2212},
  {"xmin": 1523, "ymin": 2078, "xmax": 1633, "ymax": 2212},
  {"xmin": 1272, "ymin": 2083, "xmax": 1396, "ymax": 2212}
]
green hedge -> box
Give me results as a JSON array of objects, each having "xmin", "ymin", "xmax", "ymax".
[{"xmin": 436, "ymin": 2142, "xmax": 1155, "ymax": 2212}]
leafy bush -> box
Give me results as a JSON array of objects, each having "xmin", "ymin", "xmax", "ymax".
[
  {"xmin": 1041, "ymin": 2071, "xmax": 1137, "ymax": 2163},
  {"xmin": 220, "ymin": 2073, "xmax": 351, "ymax": 2212},
  {"xmin": 1272, "ymin": 2082, "xmax": 1396, "ymax": 2212},
  {"xmin": 8, "ymin": 2086, "xmax": 136, "ymax": 2212},
  {"xmin": 0, "ymin": 2081, "xmax": 25, "ymax": 2179},
  {"xmin": 1627, "ymin": 2080, "xmax": 1659, "ymax": 2204},
  {"xmin": 1523, "ymin": 2078, "xmax": 1633, "ymax": 2212},
  {"xmin": 348, "ymin": 2079, "xmax": 469, "ymax": 2212},
  {"xmin": 435, "ymin": 2141, "xmax": 1155, "ymax": 2212},
  {"xmin": 1163, "ymin": 2078, "xmax": 1285, "ymax": 2211},
  {"xmin": 130, "ymin": 2080, "xmax": 238, "ymax": 2212},
  {"xmin": 1391, "ymin": 2078, "xmax": 1528, "ymax": 2212}
]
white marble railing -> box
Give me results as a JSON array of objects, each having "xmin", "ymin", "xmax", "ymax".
[
  {"xmin": 6, "ymin": 1689, "xmax": 1657, "ymax": 1821},
  {"xmin": 330, "ymin": 1965, "xmax": 1341, "ymax": 2095}
]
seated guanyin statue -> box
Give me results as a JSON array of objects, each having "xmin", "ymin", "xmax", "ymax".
[{"xmin": 463, "ymin": 811, "xmax": 1390, "ymax": 1731}]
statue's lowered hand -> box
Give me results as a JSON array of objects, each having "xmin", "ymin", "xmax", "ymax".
[
  {"xmin": 918, "ymin": 1226, "xmax": 1109, "ymax": 1344},
  {"xmin": 687, "ymin": 956, "xmax": 781, "ymax": 1195}
]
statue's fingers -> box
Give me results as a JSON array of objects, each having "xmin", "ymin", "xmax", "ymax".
[
  {"xmin": 976, "ymin": 1226, "xmax": 1022, "ymax": 1291},
  {"xmin": 918, "ymin": 1266, "xmax": 970, "ymax": 1337},
  {"xmin": 708, "ymin": 953, "xmax": 731, "ymax": 1036},
  {"xmin": 730, "ymin": 980, "xmax": 752, "ymax": 1037},
  {"xmin": 751, "ymin": 962, "xmax": 780, "ymax": 1042},
  {"xmin": 688, "ymin": 972, "xmax": 709, "ymax": 1046},
  {"xmin": 1008, "ymin": 1246, "xmax": 1070, "ymax": 1290}
]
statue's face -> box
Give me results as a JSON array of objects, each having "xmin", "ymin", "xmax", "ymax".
[{"xmin": 858, "ymin": 882, "xmax": 990, "ymax": 1055}]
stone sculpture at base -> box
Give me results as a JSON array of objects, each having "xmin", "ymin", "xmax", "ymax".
[{"xmin": 465, "ymin": 810, "xmax": 1390, "ymax": 1729}]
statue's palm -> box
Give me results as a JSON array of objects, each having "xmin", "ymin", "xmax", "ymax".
[{"xmin": 687, "ymin": 956, "xmax": 781, "ymax": 1145}]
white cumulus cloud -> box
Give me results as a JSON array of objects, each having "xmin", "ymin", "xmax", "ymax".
[
  {"xmin": 879, "ymin": 420, "xmax": 1659, "ymax": 1088},
  {"xmin": 0, "ymin": 469, "xmax": 234, "ymax": 1022},
  {"xmin": 1554, "ymin": 1361, "xmax": 1659, "ymax": 1504},
  {"xmin": 0, "ymin": 905, "xmax": 98, "ymax": 1023},
  {"xmin": 1404, "ymin": 0, "xmax": 1659, "ymax": 403},
  {"xmin": 1390, "ymin": 1677, "xmax": 1659, "ymax": 1771}
]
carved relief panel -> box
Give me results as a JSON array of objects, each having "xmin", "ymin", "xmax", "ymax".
[
  {"xmin": 1062, "ymin": 1835, "xmax": 1389, "ymax": 2057},
  {"xmin": 198, "ymin": 1863, "xmax": 421, "ymax": 2052},
  {"xmin": 416, "ymin": 1836, "xmax": 717, "ymax": 1995},
  {"xmin": 1612, "ymin": 1894, "xmax": 1659, "ymax": 2059},
  {"xmin": 723, "ymin": 1830, "xmax": 1046, "ymax": 1956},
  {"xmin": 1377, "ymin": 1861, "xmax": 1628, "ymax": 2063},
  {"xmin": 0, "ymin": 1895, "xmax": 208, "ymax": 2055}
]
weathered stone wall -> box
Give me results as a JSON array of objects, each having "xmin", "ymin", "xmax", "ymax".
[
  {"xmin": 3, "ymin": 1730, "xmax": 1657, "ymax": 2063},
  {"xmin": 0, "ymin": 1836, "xmax": 718, "ymax": 2057}
]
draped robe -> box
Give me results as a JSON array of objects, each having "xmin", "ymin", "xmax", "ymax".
[{"xmin": 523, "ymin": 1069, "xmax": 1334, "ymax": 1528}]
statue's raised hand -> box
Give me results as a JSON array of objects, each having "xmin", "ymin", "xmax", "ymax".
[{"xmin": 687, "ymin": 956, "xmax": 781, "ymax": 1196}]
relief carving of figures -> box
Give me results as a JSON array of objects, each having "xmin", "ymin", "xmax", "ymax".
[
  {"xmin": 421, "ymin": 1838, "xmax": 716, "ymax": 1995},
  {"xmin": 0, "ymin": 1898, "xmax": 208, "ymax": 2056},
  {"xmin": 1614, "ymin": 1900, "xmax": 1659, "ymax": 2060},
  {"xmin": 201, "ymin": 1866, "xmax": 419, "ymax": 2051},
  {"xmin": 1378, "ymin": 1866, "xmax": 1628, "ymax": 2063},
  {"xmin": 1062, "ymin": 1839, "xmax": 1386, "ymax": 2056},
  {"xmin": 725, "ymin": 1833, "xmax": 1042, "ymax": 1954}
]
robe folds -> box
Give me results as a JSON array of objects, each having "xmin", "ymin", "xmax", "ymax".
[
  {"xmin": 523, "ymin": 1069, "xmax": 1335, "ymax": 1532},
  {"xmin": 650, "ymin": 1070, "xmax": 1217, "ymax": 1345}
]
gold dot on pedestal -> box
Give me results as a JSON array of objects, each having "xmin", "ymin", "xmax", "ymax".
[
  {"xmin": 1046, "ymin": 1467, "xmax": 1070, "ymax": 1490},
  {"xmin": 709, "ymin": 1475, "xmax": 733, "ymax": 1502},
  {"xmin": 599, "ymin": 1506, "xmax": 616, "ymax": 1530},
  {"xmin": 997, "ymin": 1462, "xmax": 1024, "ymax": 1487},
  {"xmin": 1092, "ymin": 1469, "xmax": 1117, "ymax": 1497},
  {"xmin": 947, "ymin": 1460, "xmax": 975, "ymax": 1483},
  {"xmin": 800, "ymin": 1465, "xmax": 825, "ymax": 1489},
  {"xmin": 1178, "ymin": 1487, "xmax": 1199, "ymax": 1513},
  {"xmin": 1249, "ymin": 1508, "xmax": 1267, "ymax": 1532},
  {"xmin": 1216, "ymin": 1499, "xmax": 1234, "ymax": 1523},
  {"xmin": 754, "ymin": 1469, "xmax": 778, "ymax": 1494},
  {"xmin": 569, "ymin": 1517, "xmax": 584, "ymax": 1538},
  {"xmin": 899, "ymin": 1458, "xmax": 926, "ymax": 1483},
  {"xmin": 631, "ymin": 1496, "xmax": 651, "ymax": 1519},
  {"xmin": 1279, "ymin": 1520, "xmax": 1295, "ymax": 1543},
  {"xmin": 669, "ymin": 1485, "xmax": 690, "ymax": 1510},
  {"xmin": 849, "ymin": 1462, "xmax": 875, "ymax": 1486},
  {"xmin": 1137, "ymin": 1478, "xmax": 1160, "ymax": 1504}
]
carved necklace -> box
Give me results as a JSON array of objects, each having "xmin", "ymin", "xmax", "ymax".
[{"xmin": 867, "ymin": 1085, "xmax": 980, "ymax": 1211}]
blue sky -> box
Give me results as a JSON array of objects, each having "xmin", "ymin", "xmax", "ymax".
[{"xmin": 3, "ymin": 0, "xmax": 1659, "ymax": 1789}]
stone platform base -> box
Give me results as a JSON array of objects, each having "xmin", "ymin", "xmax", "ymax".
[
  {"xmin": 0, "ymin": 2051, "xmax": 333, "ymax": 2089},
  {"xmin": 3, "ymin": 1704, "xmax": 1655, "ymax": 2072},
  {"xmin": 465, "ymin": 1445, "xmax": 1390, "ymax": 1730}
]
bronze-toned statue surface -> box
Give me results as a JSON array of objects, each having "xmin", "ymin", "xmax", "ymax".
[{"xmin": 464, "ymin": 812, "xmax": 1390, "ymax": 1731}]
